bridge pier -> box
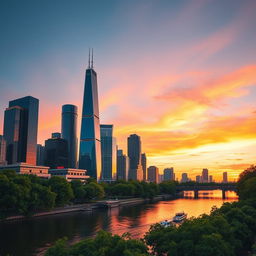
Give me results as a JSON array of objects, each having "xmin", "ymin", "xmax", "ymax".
[{"xmin": 194, "ymin": 190, "xmax": 199, "ymax": 199}]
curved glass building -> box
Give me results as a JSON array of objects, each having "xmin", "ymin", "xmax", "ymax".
[
  {"xmin": 79, "ymin": 54, "xmax": 101, "ymax": 180},
  {"xmin": 62, "ymin": 104, "xmax": 78, "ymax": 168}
]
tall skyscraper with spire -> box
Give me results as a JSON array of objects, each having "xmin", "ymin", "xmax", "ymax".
[{"xmin": 79, "ymin": 49, "xmax": 101, "ymax": 180}]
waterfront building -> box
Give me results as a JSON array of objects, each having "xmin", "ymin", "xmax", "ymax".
[
  {"xmin": 3, "ymin": 96, "xmax": 39, "ymax": 165},
  {"xmin": 163, "ymin": 167, "xmax": 175, "ymax": 181},
  {"xmin": 196, "ymin": 175, "xmax": 201, "ymax": 183},
  {"xmin": 52, "ymin": 132, "xmax": 61, "ymax": 139},
  {"xmin": 141, "ymin": 153, "xmax": 147, "ymax": 181},
  {"xmin": 181, "ymin": 173, "xmax": 189, "ymax": 183},
  {"xmin": 147, "ymin": 166, "xmax": 159, "ymax": 183},
  {"xmin": 127, "ymin": 134, "xmax": 143, "ymax": 181},
  {"xmin": 223, "ymin": 172, "xmax": 228, "ymax": 183},
  {"xmin": 36, "ymin": 144, "xmax": 45, "ymax": 166},
  {"xmin": 62, "ymin": 104, "xmax": 78, "ymax": 168},
  {"xmin": 79, "ymin": 51, "xmax": 101, "ymax": 180},
  {"xmin": 202, "ymin": 168, "xmax": 209, "ymax": 183},
  {"xmin": 116, "ymin": 149, "xmax": 129, "ymax": 181},
  {"xmin": 0, "ymin": 163, "xmax": 50, "ymax": 178},
  {"xmin": 44, "ymin": 135, "xmax": 68, "ymax": 169},
  {"xmin": 100, "ymin": 124, "xmax": 116, "ymax": 182},
  {"xmin": 49, "ymin": 168, "xmax": 89, "ymax": 182},
  {"xmin": 0, "ymin": 135, "xmax": 7, "ymax": 166},
  {"xmin": 209, "ymin": 175, "xmax": 213, "ymax": 183}
]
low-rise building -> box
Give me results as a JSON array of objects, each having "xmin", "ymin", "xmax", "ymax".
[
  {"xmin": 0, "ymin": 162, "xmax": 50, "ymax": 178},
  {"xmin": 49, "ymin": 168, "xmax": 89, "ymax": 182}
]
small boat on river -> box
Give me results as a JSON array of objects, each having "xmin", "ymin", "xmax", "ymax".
[
  {"xmin": 172, "ymin": 212, "xmax": 187, "ymax": 223},
  {"xmin": 159, "ymin": 219, "xmax": 173, "ymax": 228}
]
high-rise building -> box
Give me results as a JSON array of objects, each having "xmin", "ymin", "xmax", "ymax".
[
  {"xmin": 209, "ymin": 175, "xmax": 213, "ymax": 183},
  {"xmin": 52, "ymin": 132, "xmax": 61, "ymax": 139},
  {"xmin": 0, "ymin": 135, "xmax": 7, "ymax": 166},
  {"xmin": 79, "ymin": 51, "xmax": 101, "ymax": 180},
  {"xmin": 62, "ymin": 104, "xmax": 78, "ymax": 168},
  {"xmin": 3, "ymin": 96, "xmax": 39, "ymax": 165},
  {"xmin": 158, "ymin": 174, "xmax": 164, "ymax": 183},
  {"xmin": 127, "ymin": 134, "xmax": 143, "ymax": 181},
  {"xmin": 223, "ymin": 172, "xmax": 228, "ymax": 183},
  {"xmin": 181, "ymin": 173, "xmax": 189, "ymax": 183},
  {"xmin": 117, "ymin": 149, "xmax": 129, "ymax": 181},
  {"xmin": 147, "ymin": 166, "xmax": 159, "ymax": 183},
  {"xmin": 141, "ymin": 153, "xmax": 147, "ymax": 181},
  {"xmin": 44, "ymin": 135, "xmax": 68, "ymax": 169},
  {"xmin": 100, "ymin": 124, "xmax": 116, "ymax": 182},
  {"xmin": 202, "ymin": 168, "xmax": 209, "ymax": 183},
  {"xmin": 196, "ymin": 175, "xmax": 201, "ymax": 183},
  {"xmin": 163, "ymin": 168, "xmax": 175, "ymax": 181},
  {"xmin": 36, "ymin": 144, "xmax": 45, "ymax": 166}
]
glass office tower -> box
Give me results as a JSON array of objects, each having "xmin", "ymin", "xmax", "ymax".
[
  {"xmin": 4, "ymin": 96, "xmax": 39, "ymax": 165},
  {"xmin": 100, "ymin": 124, "xmax": 116, "ymax": 182},
  {"xmin": 62, "ymin": 104, "xmax": 78, "ymax": 168},
  {"xmin": 79, "ymin": 53, "xmax": 101, "ymax": 180}
]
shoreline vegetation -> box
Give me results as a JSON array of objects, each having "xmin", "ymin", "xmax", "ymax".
[{"xmin": 44, "ymin": 166, "xmax": 256, "ymax": 256}]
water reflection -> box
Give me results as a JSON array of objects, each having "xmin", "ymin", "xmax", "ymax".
[{"xmin": 0, "ymin": 190, "xmax": 238, "ymax": 256}]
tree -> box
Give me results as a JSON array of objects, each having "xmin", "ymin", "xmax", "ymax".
[{"xmin": 84, "ymin": 182, "xmax": 105, "ymax": 200}]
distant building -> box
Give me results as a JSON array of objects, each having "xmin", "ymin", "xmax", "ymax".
[
  {"xmin": 49, "ymin": 168, "xmax": 89, "ymax": 182},
  {"xmin": 3, "ymin": 96, "xmax": 39, "ymax": 165},
  {"xmin": 0, "ymin": 136, "xmax": 7, "ymax": 166},
  {"xmin": 62, "ymin": 104, "xmax": 78, "ymax": 168},
  {"xmin": 44, "ymin": 136, "xmax": 68, "ymax": 169},
  {"xmin": 100, "ymin": 124, "xmax": 116, "ymax": 182},
  {"xmin": 127, "ymin": 134, "xmax": 143, "ymax": 181},
  {"xmin": 181, "ymin": 173, "xmax": 189, "ymax": 183},
  {"xmin": 36, "ymin": 144, "xmax": 45, "ymax": 166},
  {"xmin": 141, "ymin": 153, "xmax": 147, "ymax": 181},
  {"xmin": 223, "ymin": 172, "xmax": 228, "ymax": 183},
  {"xmin": 158, "ymin": 174, "xmax": 164, "ymax": 183},
  {"xmin": 0, "ymin": 163, "xmax": 50, "ymax": 179},
  {"xmin": 147, "ymin": 166, "xmax": 159, "ymax": 183},
  {"xmin": 117, "ymin": 149, "xmax": 129, "ymax": 181},
  {"xmin": 52, "ymin": 132, "xmax": 61, "ymax": 139},
  {"xmin": 202, "ymin": 168, "xmax": 209, "ymax": 183},
  {"xmin": 209, "ymin": 175, "xmax": 213, "ymax": 183},
  {"xmin": 196, "ymin": 175, "xmax": 201, "ymax": 183},
  {"xmin": 163, "ymin": 168, "xmax": 175, "ymax": 181}
]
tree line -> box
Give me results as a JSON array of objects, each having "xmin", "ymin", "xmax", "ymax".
[
  {"xmin": 0, "ymin": 170, "xmax": 176, "ymax": 219},
  {"xmin": 45, "ymin": 166, "xmax": 256, "ymax": 256}
]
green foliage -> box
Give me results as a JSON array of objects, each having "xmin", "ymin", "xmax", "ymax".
[{"xmin": 84, "ymin": 182, "xmax": 105, "ymax": 200}]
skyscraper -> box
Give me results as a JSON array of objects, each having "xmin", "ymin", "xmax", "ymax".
[
  {"xmin": 163, "ymin": 168, "xmax": 175, "ymax": 181},
  {"xmin": 196, "ymin": 175, "xmax": 201, "ymax": 183},
  {"xmin": 0, "ymin": 135, "xmax": 7, "ymax": 166},
  {"xmin": 141, "ymin": 153, "xmax": 147, "ymax": 181},
  {"xmin": 147, "ymin": 166, "xmax": 159, "ymax": 183},
  {"xmin": 100, "ymin": 124, "xmax": 116, "ymax": 182},
  {"xmin": 3, "ymin": 96, "xmax": 39, "ymax": 165},
  {"xmin": 223, "ymin": 172, "xmax": 228, "ymax": 183},
  {"xmin": 62, "ymin": 104, "xmax": 78, "ymax": 168},
  {"xmin": 181, "ymin": 173, "xmax": 189, "ymax": 183},
  {"xmin": 79, "ymin": 50, "xmax": 101, "ymax": 180},
  {"xmin": 36, "ymin": 144, "xmax": 45, "ymax": 166},
  {"xmin": 117, "ymin": 149, "xmax": 129, "ymax": 181},
  {"xmin": 202, "ymin": 168, "xmax": 209, "ymax": 183},
  {"xmin": 127, "ymin": 134, "xmax": 143, "ymax": 181}
]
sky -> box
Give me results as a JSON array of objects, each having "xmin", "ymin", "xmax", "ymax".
[{"xmin": 0, "ymin": 0, "xmax": 256, "ymax": 181}]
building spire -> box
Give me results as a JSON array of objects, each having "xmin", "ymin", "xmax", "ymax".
[
  {"xmin": 91, "ymin": 48, "xmax": 94, "ymax": 69},
  {"xmin": 88, "ymin": 48, "xmax": 91, "ymax": 68}
]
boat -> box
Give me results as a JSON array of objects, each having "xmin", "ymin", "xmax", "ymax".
[
  {"xmin": 172, "ymin": 212, "xmax": 187, "ymax": 223},
  {"xmin": 159, "ymin": 219, "xmax": 172, "ymax": 228}
]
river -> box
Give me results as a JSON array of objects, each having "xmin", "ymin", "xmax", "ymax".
[{"xmin": 0, "ymin": 190, "xmax": 237, "ymax": 256}]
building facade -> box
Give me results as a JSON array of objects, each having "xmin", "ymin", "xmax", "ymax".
[
  {"xmin": 147, "ymin": 166, "xmax": 159, "ymax": 183},
  {"xmin": 79, "ymin": 54, "xmax": 101, "ymax": 180},
  {"xmin": 127, "ymin": 134, "xmax": 143, "ymax": 181},
  {"xmin": 0, "ymin": 135, "xmax": 7, "ymax": 166},
  {"xmin": 62, "ymin": 104, "xmax": 78, "ymax": 168},
  {"xmin": 36, "ymin": 144, "xmax": 45, "ymax": 166},
  {"xmin": 116, "ymin": 149, "xmax": 129, "ymax": 181},
  {"xmin": 223, "ymin": 172, "xmax": 228, "ymax": 183},
  {"xmin": 141, "ymin": 153, "xmax": 147, "ymax": 181},
  {"xmin": 3, "ymin": 96, "xmax": 39, "ymax": 165},
  {"xmin": 181, "ymin": 173, "xmax": 189, "ymax": 183},
  {"xmin": 202, "ymin": 168, "xmax": 209, "ymax": 183},
  {"xmin": 196, "ymin": 175, "xmax": 201, "ymax": 183},
  {"xmin": 49, "ymin": 168, "xmax": 89, "ymax": 182},
  {"xmin": 100, "ymin": 124, "xmax": 116, "ymax": 182},
  {"xmin": 163, "ymin": 168, "xmax": 175, "ymax": 181}
]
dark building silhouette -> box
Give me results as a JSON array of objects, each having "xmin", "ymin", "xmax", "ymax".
[
  {"xmin": 100, "ymin": 124, "xmax": 116, "ymax": 182},
  {"xmin": 3, "ymin": 96, "xmax": 39, "ymax": 165},
  {"xmin": 36, "ymin": 144, "xmax": 45, "ymax": 166},
  {"xmin": 147, "ymin": 166, "xmax": 159, "ymax": 183},
  {"xmin": 117, "ymin": 149, "xmax": 129, "ymax": 181},
  {"xmin": 163, "ymin": 167, "xmax": 175, "ymax": 181},
  {"xmin": 62, "ymin": 104, "xmax": 78, "ymax": 168},
  {"xmin": 44, "ymin": 135, "xmax": 68, "ymax": 169},
  {"xmin": 127, "ymin": 134, "xmax": 143, "ymax": 181},
  {"xmin": 79, "ymin": 50, "xmax": 101, "ymax": 180},
  {"xmin": 52, "ymin": 132, "xmax": 61, "ymax": 139},
  {"xmin": 141, "ymin": 153, "xmax": 147, "ymax": 181},
  {"xmin": 0, "ymin": 135, "xmax": 7, "ymax": 166}
]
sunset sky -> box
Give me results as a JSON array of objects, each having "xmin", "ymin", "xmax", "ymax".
[{"xmin": 0, "ymin": 0, "xmax": 256, "ymax": 181}]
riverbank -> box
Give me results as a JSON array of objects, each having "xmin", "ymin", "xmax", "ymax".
[{"xmin": 3, "ymin": 194, "xmax": 175, "ymax": 222}]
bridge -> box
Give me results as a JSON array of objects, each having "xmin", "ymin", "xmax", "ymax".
[{"xmin": 176, "ymin": 183, "xmax": 237, "ymax": 199}]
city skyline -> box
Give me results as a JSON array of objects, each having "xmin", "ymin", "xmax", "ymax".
[{"xmin": 1, "ymin": 0, "xmax": 256, "ymax": 180}]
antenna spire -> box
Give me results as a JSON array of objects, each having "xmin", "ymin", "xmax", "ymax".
[
  {"xmin": 91, "ymin": 48, "xmax": 94, "ymax": 69},
  {"xmin": 88, "ymin": 48, "xmax": 91, "ymax": 68}
]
